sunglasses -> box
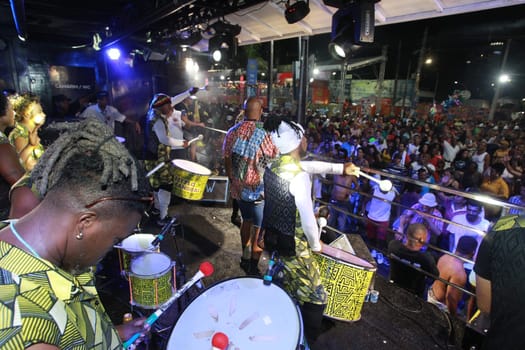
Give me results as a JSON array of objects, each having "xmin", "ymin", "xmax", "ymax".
[{"xmin": 85, "ymin": 196, "xmax": 154, "ymax": 211}]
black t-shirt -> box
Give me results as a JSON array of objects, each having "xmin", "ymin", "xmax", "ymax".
[
  {"xmin": 388, "ymin": 240, "xmax": 438, "ymax": 298},
  {"xmin": 474, "ymin": 217, "xmax": 525, "ymax": 350}
]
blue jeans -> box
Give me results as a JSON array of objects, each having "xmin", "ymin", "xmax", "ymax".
[{"xmin": 238, "ymin": 199, "xmax": 264, "ymax": 228}]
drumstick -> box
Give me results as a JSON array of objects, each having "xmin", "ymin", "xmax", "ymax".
[
  {"xmin": 357, "ymin": 170, "xmax": 393, "ymax": 192},
  {"xmin": 187, "ymin": 134, "xmax": 204, "ymax": 145},
  {"xmin": 146, "ymin": 162, "xmax": 166, "ymax": 178},
  {"xmin": 204, "ymin": 126, "xmax": 228, "ymax": 134},
  {"xmin": 123, "ymin": 262, "xmax": 214, "ymax": 350}
]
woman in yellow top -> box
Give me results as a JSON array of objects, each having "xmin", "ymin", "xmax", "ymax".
[{"xmin": 9, "ymin": 93, "xmax": 46, "ymax": 171}]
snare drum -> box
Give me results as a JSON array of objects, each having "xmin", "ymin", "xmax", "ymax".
[
  {"xmin": 114, "ymin": 233, "xmax": 158, "ymax": 273},
  {"xmin": 128, "ymin": 252, "xmax": 176, "ymax": 309},
  {"xmin": 171, "ymin": 159, "xmax": 211, "ymax": 200},
  {"xmin": 315, "ymin": 245, "xmax": 376, "ymax": 322},
  {"xmin": 166, "ymin": 277, "xmax": 305, "ymax": 350}
]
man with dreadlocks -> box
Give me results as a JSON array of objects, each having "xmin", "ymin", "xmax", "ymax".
[
  {"xmin": 0, "ymin": 117, "xmax": 152, "ymax": 349},
  {"xmin": 262, "ymin": 116, "xmax": 358, "ymax": 345}
]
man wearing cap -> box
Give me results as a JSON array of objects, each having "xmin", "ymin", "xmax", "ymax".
[
  {"xmin": 223, "ymin": 97, "xmax": 279, "ymax": 275},
  {"xmin": 262, "ymin": 116, "xmax": 359, "ymax": 344},
  {"xmin": 145, "ymin": 91, "xmax": 204, "ymax": 226},
  {"xmin": 428, "ymin": 236, "xmax": 478, "ymax": 315},
  {"xmin": 80, "ymin": 91, "xmax": 141, "ymax": 133},
  {"xmin": 397, "ymin": 193, "xmax": 444, "ymax": 245}
]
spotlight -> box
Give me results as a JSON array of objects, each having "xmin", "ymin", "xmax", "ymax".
[
  {"xmin": 285, "ymin": 0, "xmax": 310, "ymax": 24},
  {"xmin": 209, "ymin": 33, "xmax": 237, "ymax": 63},
  {"xmin": 328, "ymin": 1, "xmax": 376, "ymax": 60},
  {"xmin": 106, "ymin": 48, "xmax": 121, "ymax": 60}
]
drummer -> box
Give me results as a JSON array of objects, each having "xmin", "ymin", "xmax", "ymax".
[
  {"xmin": 0, "ymin": 118, "xmax": 152, "ymax": 348},
  {"xmin": 262, "ymin": 115, "xmax": 359, "ymax": 345},
  {"xmin": 146, "ymin": 91, "xmax": 205, "ymax": 227}
]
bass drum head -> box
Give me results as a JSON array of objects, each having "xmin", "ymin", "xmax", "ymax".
[{"xmin": 166, "ymin": 276, "xmax": 302, "ymax": 350}]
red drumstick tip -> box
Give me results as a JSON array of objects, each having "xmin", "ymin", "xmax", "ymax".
[
  {"xmin": 211, "ymin": 332, "xmax": 229, "ymax": 349},
  {"xmin": 199, "ymin": 261, "xmax": 214, "ymax": 277}
]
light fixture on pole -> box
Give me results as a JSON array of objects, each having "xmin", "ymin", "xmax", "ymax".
[
  {"xmin": 328, "ymin": 1, "xmax": 377, "ymax": 60},
  {"xmin": 208, "ymin": 20, "xmax": 241, "ymax": 64}
]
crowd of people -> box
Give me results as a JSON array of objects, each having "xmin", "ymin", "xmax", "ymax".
[{"xmin": 1, "ymin": 85, "xmax": 524, "ymax": 348}]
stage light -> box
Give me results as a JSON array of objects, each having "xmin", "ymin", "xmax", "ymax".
[
  {"xmin": 285, "ymin": 1, "xmax": 310, "ymax": 24},
  {"xmin": 328, "ymin": 1, "xmax": 376, "ymax": 60},
  {"xmin": 106, "ymin": 48, "xmax": 121, "ymax": 60},
  {"xmin": 209, "ymin": 33, "xmax": 237, "ymax": 63}
]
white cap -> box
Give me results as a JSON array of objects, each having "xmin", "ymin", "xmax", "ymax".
[{"xmin": 270, "ymin": 121, "xmax": 304, "ymax": 154}]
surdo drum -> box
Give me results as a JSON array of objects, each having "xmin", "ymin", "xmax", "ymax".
[
  {"xmin": 315, "ymin": 245, "xmax": 376, "ymax": 322},
  {"xmin": 128, "ymin": 252, "xmax": 176, "ymax": 309},
  {"xmin": 167, "ymin": 277, "xmax": 306, "ymax": 350},
  {"xmin": 171, "ymin": 159, "xmax": 212, "ymax": 200}
]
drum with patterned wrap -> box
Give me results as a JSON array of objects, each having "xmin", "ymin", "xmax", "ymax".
[
  {"xmin": 315, "ymin": 245, "xmax": 376, "ymax": 322},
  {"xmin": 128, "ymin": 252, "xmax": 176, "ymax": 309},
  {"xmin": 171, "ymin": 159, "xmax": 212, "ymax": 200}
]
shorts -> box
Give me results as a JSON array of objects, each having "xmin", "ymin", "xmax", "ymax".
[{"xmin": 238, "ymin": 199, "xmax": 264, "ymax": 228}]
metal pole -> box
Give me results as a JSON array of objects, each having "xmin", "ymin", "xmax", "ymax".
[
  {"xmin": 268, "ymin": 40, "xmax": 274, "ymax": 112},
  {"xmin": 392, "ymin": 40, "xmax": 402, "ymax": 116},
  {"xmin": 413, "ymin": 27, "xmax": 428, "ymax": 110},
  {"xmin": 488, "ymin": 39, "xmax": 512, "ymax": 121},
  {"xmin": 297, "ymin": 36, "xmax": 309, "ymax": 125},
  {"xmin": 375, "ymin": 45, "xmax": 388, "ymax": 116}
]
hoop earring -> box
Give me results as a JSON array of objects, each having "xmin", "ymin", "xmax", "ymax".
[{"xmin": 76, "ymin": 231, "xmax": 84, "ymax": 240}]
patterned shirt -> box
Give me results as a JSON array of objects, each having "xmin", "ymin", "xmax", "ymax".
[
  {"xmin": 0, "ymin": 241, "xmax": 122, "ymax": 349},
  {"xmin": 222, "ymin": 120, "xmax": 278, "ymax": 200}
]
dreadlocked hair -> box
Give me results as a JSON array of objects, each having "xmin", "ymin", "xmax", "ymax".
[
  {"xmin": 264, "ymin": 114, "xmax": 304, "ymax": 138},
  {"xmin": 31, "ymin": 117, "xmax": 149, "ymax": 201}
]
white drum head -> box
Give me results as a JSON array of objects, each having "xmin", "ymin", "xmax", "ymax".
[
  {"xmin": 167, "ymin": 277, "xmax": 301, "ymax": 350},
  {"xmin": 117, "ymin": 233, "xmax": 156, "ymax": 253},
  {"xmin": 130, "ymin": 252, "xmax": 172, "ymax": 276},
  {"xmin": 172, "ymin": 159, "xmax": 212, "ymax": 176}
]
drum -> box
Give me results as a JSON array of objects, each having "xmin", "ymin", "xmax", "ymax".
[
  {"xmin": 114, "ymin": 233, "xmax": 158, "ymax": 273},
  {"xmin": 128, "ymin": 252, "xmax": 176, "ymax": 309},
  {"xmin": 166, "ymin": 277, "xmax": 305, "ymax": 350},
  {"xmin": 172, "ymin": 159, "xmax": 211, "ymax": 200},
  {"xmin": 315, "ymin": 245, "xmax": 376, "ymax": 322}
]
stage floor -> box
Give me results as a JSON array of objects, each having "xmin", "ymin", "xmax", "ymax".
[{"xmin": 96, "ymin": 200, "xmax": 470, "ymax": 349}]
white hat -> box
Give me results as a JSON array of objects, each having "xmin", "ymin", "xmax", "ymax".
[
  {"xmin": 514, "ymin": 125, "xmax": 520, "ymax": 130},
  {"xmin": 418, "ymin": 193, "xmax": 438, "ymax": 207},
  {"xmin": 270, "ymin": 121, "xmax": 304, "ymax": 154}
]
